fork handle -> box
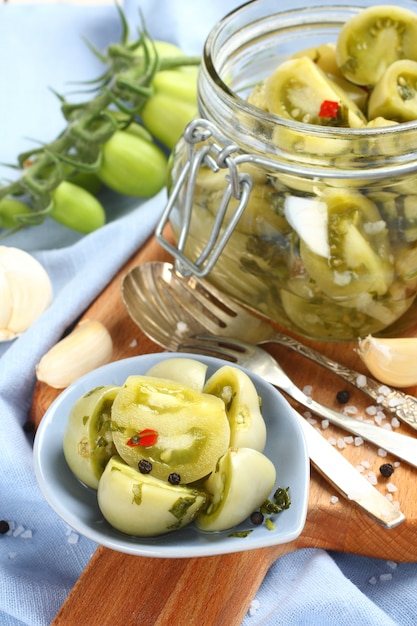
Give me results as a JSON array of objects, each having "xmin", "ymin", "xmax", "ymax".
[
  {"xmin": 264, "ymin": 335, "xmax": 417, "ymax": 430},
  {"xmin": 281, "ymin": 380, "xmax": 417, "ymax": 469}
]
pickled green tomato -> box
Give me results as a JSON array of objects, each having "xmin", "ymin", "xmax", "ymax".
[
  {"xmin": 196, "ymin": 448, "xmax": 276, "ymax": 532},
  {"xmin": 368, "ymin": 59, "xmax": 417, "ymax": 122},
  {"xmin": 336, "ymin": 5, "xmax": 417, "ymax": 86},
  {"xmin": 203, "ymin": 365, "xmax": 267, "ymax": 452},
  {"xmin": 110, "ymin": 375, "xmax": 230, "ymax": 483},
  {"xmin": 145, "ymin": 357, "xmax": 208, "ymax": 392},
  {"xmin": 97, "ymin": 456, "xmax": 206, "ymax": 537},
  {"xmin": 63, "ymin": 385, "xmax": 120, "ymax": 489},
  {"xmin": 264, "ymin": 57, "xmax": 366, "ymax": 127},
  {"xmin": 288, "ymin": 189, "xmax": 394, "ymax": 301}
]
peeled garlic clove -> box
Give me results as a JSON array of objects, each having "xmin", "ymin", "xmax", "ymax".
[
  {"xmin": 357, "ymin": 335, "xmax": 417, "ymax": 387},
  {"xmin": 196, "ymin": 447, "xmax": 276, "ymax": 532},
  {"xmin": 36, "ymin": 319, "xmax": 113, "ymax": 388},
  {"xmin": 0, "ymin": 246, "xmax": 52, "ymax": 341}
]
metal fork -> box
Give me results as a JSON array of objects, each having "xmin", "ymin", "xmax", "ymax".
[
  {"xmin": 122, "ymin": 262, "xmax": 417, "ymax": 430},
  {"xmin": 178, "ymin": 336, "xmax": 405, "ymax": 528},
  {"xmin": 178, "ymin": 335, "xmax": 417, "ymax": 470}
]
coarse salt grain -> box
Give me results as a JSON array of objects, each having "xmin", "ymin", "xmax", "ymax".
[
  {"xmin": 386, "ymin": 482, "xmax": 398, "ymax": 493},
  {"xmin": 366, "ymin": 406, "xmax": 377, "ymax": 415},
  {"xmin": 382, "ymin": 423, "xmax": 393, "ymax": 431},
  {"xmin": 366, "ymin": 472, "xmax": 378, "ymax": 485},
  {"xmin": 380, "ymin": 573, "xmax": 393, "ymax": 582},
  {"xmin": 386, "ymin": 493, "xmax": 393, "ymax": 501},
  {"xmin": 394, "ymin": 461, "xmax": 401, "ymax": 467},
  {"xmin": 377, "ymin": 448, "xmax": 388, "ymax": 457},
  {"xmin": 248, "ymin": 599, "xmax": 261, "ymax": 617},
  {"xmin": 344, "ymin": 405, "xmax": 358, "ymax": 415},
  {"xmin": 303, "ymin": 385, "xmax": 313, "ymax": 396},
  {"xmin": 67, "ymin": 532, "xmax": 79, "ymax": 545},
  {"xmin": 129, "ymin": 339, "xmax": 137, "ymax": 348},
  {"xmin": 306, "ymin": 415, "xmax": 317, "ymax": 425},
  {"xmin": 389, "ymin": 397, "xmax": 405, "ymax": 407},
  {"xmin": 386, "ymin": 560, "xmax": 397, "ymax": 570},
  {"xmin": 356, "ymin": 465, "xmax": 365, "ymax": 473},
  {"xmin": 176, "ymin": 321, "xmax": 189, "ymax": 334},
  {"xmin": 354, "ymin": 437, "xmax": 364, "ymax": 446},
  {"xmin": 327, "ymin": 437, "xmax": 337, "ymax": 446},
  {"xmin": 330, "ymin": 495, "xmax": 339, "ymax": 504},
  {"xmin": 321, "ymin": 419, "xmax": 329, "ymax": 429},
  {"xmin": 13, "ymin": 525, "xmax": 25, "ymax": 537},
  {"xmin": 369, "ymin": 576, "xmax": 377, "ymax": 585},
  {"xmin": 378, "ymin": 385, "xmax": 391, "ymax": 396},
  {"xmin": 391, "ymin": 417, "xmax": 400, "ymax": 429},
  {"xmin": 337, "ymin": 438, "xmax": 347, "ymax": 449},
  {"xmin": 361, "ymin": 460, "xmax": 371, "ymax": 469},
  {"xmin": 8, "ymin": 552, "xmax": 16, "ymax": 560},
  {"xmin": 356, "ymin": 374, "xmax": 367, "ymax": 387},
  {"xmin": 20, "ymin": 529, "xmax": 32, "ymax": 539},
  {"xmin": 344, "ymin": 436, "xmax": 354, "ymax": 444}
]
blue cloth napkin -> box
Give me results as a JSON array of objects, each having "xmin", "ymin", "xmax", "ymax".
[{"xmin": 1, "ymin": 2, "xmax": 417, "ymax": 625}]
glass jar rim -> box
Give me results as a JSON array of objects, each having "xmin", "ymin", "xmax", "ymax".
[{"xmin": 201, "ymin": 0, "xmax": 417, "ymax": 139}]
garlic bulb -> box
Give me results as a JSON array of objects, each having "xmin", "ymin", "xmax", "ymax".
[
  {"xmin": 0, "ymin": 246, "xmax": 53, "ymax": 342},
  {"xmin": 36, "ymin": 319, "xmax": 113, "ymax": 388},
  {"xmin": 357, "ymin": 335, "xmax": 417, "ymax": 388}
]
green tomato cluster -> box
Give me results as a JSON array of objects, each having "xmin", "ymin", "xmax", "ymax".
[{"xmin": 63, "ymin": 358, "xmax": 278, "ymax": 537}]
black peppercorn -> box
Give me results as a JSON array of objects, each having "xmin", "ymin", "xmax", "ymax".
[
  {"xmin": 168, "ymin": 473, "xmax": 181, "ymax": 485},
  {"xmin": 336, "ymin": 390, "xmax": 350, "ymax": 404},
  {"xmin": 250, "ymin": 511, "xmax": 264, "ymax": 525},
  {"xmin": 0, "ymin": 520, "xmax": 10, "ymax": 534},
  {"xmin": 138, "ymin": 459, "xmax": 153, "ymax": 474},
  {"xmin": 379, "ymin": 463, "xmax": 394, "ymax": 478}
]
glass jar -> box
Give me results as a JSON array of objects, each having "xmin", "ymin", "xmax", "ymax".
[{"xmin": 156, "ymin": 0, "xmax": 417, "ymax": 341}]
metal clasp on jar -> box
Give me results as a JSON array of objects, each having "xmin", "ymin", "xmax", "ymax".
[{"xmin": 155, "ymin": 118, "xmax": 254, "ymax": 277}]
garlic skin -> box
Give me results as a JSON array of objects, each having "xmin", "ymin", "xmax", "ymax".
[
  {"xmin": 357, "ymin": 335, "xmax": 417, "ymax": 387},
  {"xmin": 36, "ymin": 319, "xmax": 113, "ymax": 388},
  {"xmin": 0, "ymin": 246, "xmax": 53, "ymax": 342}
]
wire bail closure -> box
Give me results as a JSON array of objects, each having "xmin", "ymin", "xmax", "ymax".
[{"xmin": 155, "ymin": 118, "xmax": 253, "ymax": 277}]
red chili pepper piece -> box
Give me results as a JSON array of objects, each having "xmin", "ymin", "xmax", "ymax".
[
  {"xmin": 318, "ymin": 100, "xmax": 339, "ymax": 118},
  {"xmin": 127, "ymin": 429, "xmax": 158, "ymax": 447}
]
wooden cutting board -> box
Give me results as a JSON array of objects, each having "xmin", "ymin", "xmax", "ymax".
[{"xmin": 30, "ymin": 233, "xmax": 417, "ymax": 626}]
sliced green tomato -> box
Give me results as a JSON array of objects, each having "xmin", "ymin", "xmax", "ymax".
[
  {"xmin": 97, "ymin": 456, "xmax": 206, "ymax": 537},
  {"xmin": 145, "ymin": 358, "xmax": 208, "ymax": 392},
  {"xmin": 63, "ymin": 385, "xmax": 120, "ymax": 489},
  {"xmin": 203, "ymin": 365, "xmax": 266, "ymax": 452},
  {"xmin": 263, "ymin": 57, "xmax": 366, "ymax": 127},
  {"xmin": 368, "ymin": 59, "xmax": 417, "ymax": 122},
  {"xmin": 111, "ymin": 375, "xmax": 230, "ymax": 483},
  {"xmin": 336, "ymin": 5, "xmax": 417, "ymax": 86},
  {"xmin": 196, "ymin": 448, "xmax": 276, "ymax": 532},
  {"xmin": 291, "ymin": 43, "xmax": 341, "ymax": 77},
  {"xmin": 297, "ymin": 189, "xmax": 394, "ymax": 300}
]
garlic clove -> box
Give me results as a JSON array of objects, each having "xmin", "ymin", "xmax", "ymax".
[
  {"xmin": 357, "ymin": 334, "xmax": 417, "ymax": 387},
  {"xmin": 0, "ymin": 271, "xmax": 12, "ymax": 331},
  {"xmin": 36, "ymin": 319, "xmax": 113, "ymax": 389},
  {"xmin": 0, "ymin": 246, "xmax": 53, "ymax": 341}
]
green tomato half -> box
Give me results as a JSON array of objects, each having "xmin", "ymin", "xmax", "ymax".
[
  {"xmin": 336, "ymin": 5, "xmax": 417, "ymax": 87},
  {"xmin": 97, "ymin": 456, "xmax": 207, "ymax": 537},
  {"xmin": 110, "ymin": 375, "xmax": 230, "ymax": 483},
  {"xmin": 196, "ymin": 447, "xmax": 276, "ymax": 532},
  {"xmin": 145, "ymin": 357, "xmax": 208, "ymax": 392},
  {"xmin": 203, "ymin": 365, "xmax": 267, "ymax": 452},
  {"xmin": 63, "ymin": 385, "xmax": 120, "ymax": 489}
]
